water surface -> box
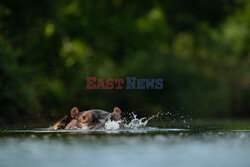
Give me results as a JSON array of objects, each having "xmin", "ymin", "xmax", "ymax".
[{"xmin": 1, "ymin": 126, "xmax": 250, "ymax": 167}]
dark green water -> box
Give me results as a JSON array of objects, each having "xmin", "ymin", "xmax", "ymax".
[{"xmin": 0, "ymin": 121, "xmax": 250, "ymax": 167}]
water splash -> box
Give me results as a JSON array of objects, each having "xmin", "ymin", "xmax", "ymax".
[
  {"xmin": 105, "ymin": 120, "xmax": 121, "ymax": 130},
  {"xmin": 104, "ymin": 112, "xmax": 159, "ymax": 130}
]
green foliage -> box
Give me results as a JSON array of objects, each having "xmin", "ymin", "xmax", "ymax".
[{"xmin": 0, "ymin": 0, "xmax": 250, "ymax": 125}]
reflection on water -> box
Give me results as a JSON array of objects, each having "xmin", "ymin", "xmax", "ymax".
[{"xmin": 0, "ymin": 128, "xmax": 250, "ymax": 167}]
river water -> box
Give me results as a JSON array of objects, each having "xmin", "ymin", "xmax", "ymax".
[
  {"xmin": 0, "ymin": 127, "xmax": 250, "ymax": 167},
  {"xmin": 1, "ymin": 116, "xmax": 250, "ymax": 167}
]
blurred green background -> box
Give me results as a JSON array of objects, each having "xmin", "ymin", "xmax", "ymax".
[{"xmin": 0, "ymin": 0, "xmax": 250, "ymax": 126}]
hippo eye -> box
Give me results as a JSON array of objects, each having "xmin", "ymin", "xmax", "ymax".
[{"xmin": 82, "ymin": 116, "xmax": 86, "ymax": 119}]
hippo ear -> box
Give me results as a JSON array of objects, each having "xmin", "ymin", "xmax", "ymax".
[
  {"xmin": 113, "ymin": 107, "xmax": 121, "ymax": 114},
  {"xmin": 70, "ymin": 107, "xmax": 79, "ymax": 119}
]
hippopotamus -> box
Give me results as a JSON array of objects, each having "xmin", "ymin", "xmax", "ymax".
[{"xmin": 52, "ymin": 107, "xmax": 121, "ymax": 130}]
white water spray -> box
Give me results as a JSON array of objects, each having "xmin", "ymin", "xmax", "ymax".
[
  {"xmin": 104, "ymin": 112, "xmax": 159, "ymax": 130},
  {"xmin": 105, "ymin": 120, "xmax": 121, "ymax": 130}
]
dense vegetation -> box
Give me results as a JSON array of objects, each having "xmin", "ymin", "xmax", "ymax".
[{"xmin": 0, "ymin": 0, "xmax": 250, "ymax": 125}]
